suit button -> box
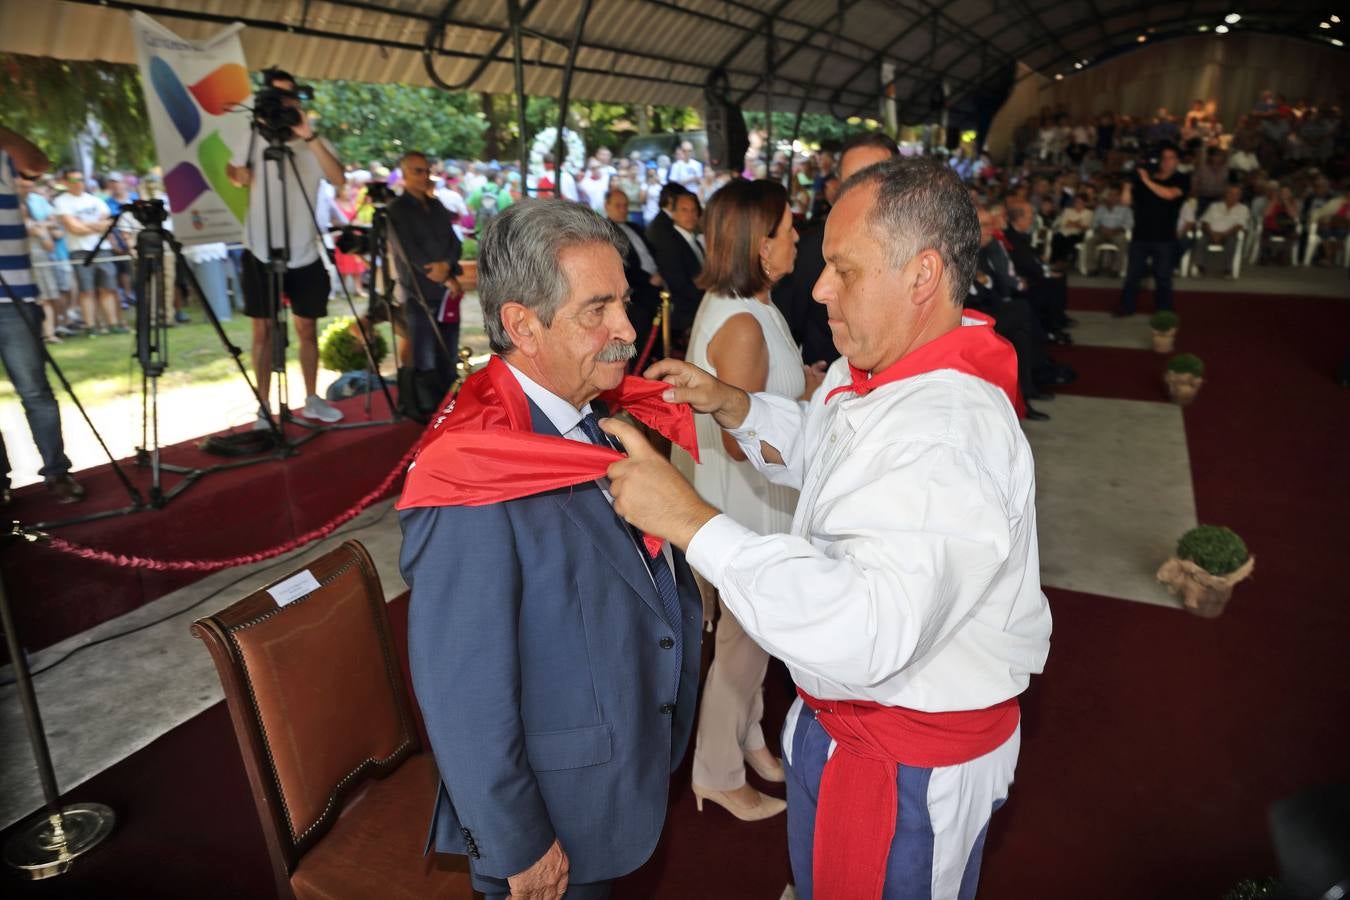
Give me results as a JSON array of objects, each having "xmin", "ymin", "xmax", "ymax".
[
  {"xmin": 660, "ymin": 703, "xmax": 676, "ymax": 715},
  {"xmin": 659, "ymin": 637, "xmax": 675, "ymax": 649}
]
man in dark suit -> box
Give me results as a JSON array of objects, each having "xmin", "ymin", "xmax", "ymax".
[
  {"xmin": 971, "ymin": 208, "xmax": 1052, "ymax": 421},
  {"xmin": 400, "ymin": 200, "xmax": 702, "ymax": 899},
  {"xmin": 1005, "ymin": 203, "xmax": 1072, "ymax": 343},
  {"xmin": 604, "ymin": 187, "xmax": 663, "ymax": 363},
  {"xmin": 645, "ymin": 185, "xmax": 702, "ymax": 353},
  {"xmin": 774, "ymin": 131, "xmax": 900, "ymax": 368}
]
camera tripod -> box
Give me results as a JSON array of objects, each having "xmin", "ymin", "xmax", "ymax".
[
  {"xmin": 14, "ymin": 200, "xmax": 294, "ymax": 528},
  {"xmin": 255, "ymin": 136, "xmax": 400, "ymax": 444}
]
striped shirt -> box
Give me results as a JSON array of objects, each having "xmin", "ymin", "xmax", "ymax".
[{"xmin": 0, "ymin": 151, "xmax": 38, "ymax": 303}]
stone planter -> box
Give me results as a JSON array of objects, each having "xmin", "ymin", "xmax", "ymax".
[
  {"xmin": 1156, "ymin": 555, "xmax": 1255, "ymax": 618},
  {"xmin": 1165, "ymin": 371, "xmax": 1203, "ymax": 406},
  {"xmin": 1152, "ymin": 329, "xmax": 1177, "ymax": 353}
]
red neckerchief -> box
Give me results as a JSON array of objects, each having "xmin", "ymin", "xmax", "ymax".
[
  {"xmin": 823, "ymin": 310, "xmax": 1025, "ymax": 417},
  {"xmin": 397, "ymin": 356, "xmax": 698, "ymax": 556},
  {"xmin": 797, "ymin": 689, "xmax": 1020, "ymax": 900}
]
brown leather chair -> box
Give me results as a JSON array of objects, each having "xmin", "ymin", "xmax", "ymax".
[{"xmin": 192, "ymin": 540, "xmax": 471, "ymax": 899}]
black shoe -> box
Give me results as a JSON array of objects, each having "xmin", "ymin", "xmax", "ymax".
[
  {"xmin": 1052, "ymin": 330, "xmax": 1074, "ymax": 345},
  {"xmin": 1111, "ymin": 308, "xmax": 1134, "ymax": 318},
  {"xmin": 1024, "ymin": 403, "xmax": 1050, "ymax": 421},
  {"xmin": 1063, "ymin": 316, "xmax": 1080, "ymax": 328},
  {"xmin": 46, "ymin": 473, "xmax": 87, "ymax": 504}
]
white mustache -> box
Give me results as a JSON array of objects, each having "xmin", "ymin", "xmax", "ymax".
[{"xmin": 596, "ymin": 341, "xmax": 637, "ymax": 363}]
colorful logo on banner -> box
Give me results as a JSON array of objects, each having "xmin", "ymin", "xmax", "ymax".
[
  {"xmin": 147, "ymin": 59, "xmax": 250, "ymax": 221},
  {"xmin": 131, "ymin": 12, "xmax": 252, "ymax": 245}
]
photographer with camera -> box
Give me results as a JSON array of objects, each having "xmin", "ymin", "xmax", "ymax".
[
  {"xmin": 226, "ymin": 68, "xmax": 346, "ymax": 426},
  {"xmin": 1114, "ymin": 143, "xmax": 1189, "ymax": 317},
  {"xmin": 386, "ymin": 150, "xmax": 462, "ymax": 417}
]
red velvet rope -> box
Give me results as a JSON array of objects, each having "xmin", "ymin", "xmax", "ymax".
[
  {"xmin": 39, "ymin": 445, "xmax": 418, "ymax": 572},
  {"xmin": 631, "ymin": 316, "xmax": 662, "ymax": 375}
]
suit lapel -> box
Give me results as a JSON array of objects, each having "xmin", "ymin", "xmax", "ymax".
[{"xmin": 526, "ymin": 399, "xmax": 667, "ymax": 623}]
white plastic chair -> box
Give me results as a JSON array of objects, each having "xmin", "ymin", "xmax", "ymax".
[
  {"xmin": 1190, "ymin": 229, "xmax": 1245, "ymax": 278},
  {"xmin": 1304, "ymin": 220, "xmax": 1350, "ymax": 267}
]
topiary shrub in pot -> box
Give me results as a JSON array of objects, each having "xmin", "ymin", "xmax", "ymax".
[
  {"xmin": 458, "ymin": 236, "xmax": 479, "ymax": 291},
  {"xmin": 1150, "ymin": 310, "xmax": 1179, "ymax": 353},
  {"xmin": 1156, "ymin": 525, "xmax": 1255, "ymax": 617},
  {"xmin": 319, "ymin": 315, "xmax": 388, "ymax": 373},
  {"xmin": 1165, "ymin": 352, "xmax": 1205, "ymax": 405}
]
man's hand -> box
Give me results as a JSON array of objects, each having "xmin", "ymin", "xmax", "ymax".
[
  {"xmin": 445, "ymin": 275, "xmax": 463, "ymax": 297},
  {"xmin": 643, "ymin": 358, "xmax": 749, "ymax": 430},
  {"xmin": 425, "ymin": 261, "xmax": 451, "ymax": 284},
  {"xmin": 291, "ymin": 116, "xmax": 315, "ymax": 143},
  {"xmin": 649, "ymin": 272, "xmax": 665, "ymax": 287},
  {"xmin": 226, "ymin": 163, "xmax": 253, "ymax": 188},
  {"xmin": 601, "ymin": 418, "xmax": 719, "ymax": 551},
  {"xmin": 508, "ymin": 839, "xmax": 569, "ymax": 900}
]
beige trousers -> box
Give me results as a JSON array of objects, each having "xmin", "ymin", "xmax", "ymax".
[{"xmin": 692, "ymin": 583, "xmax": 769, "ymax": 791}]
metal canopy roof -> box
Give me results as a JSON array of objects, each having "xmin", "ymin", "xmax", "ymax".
[{"xmin": 2, "ymin": 0, "xmax": 1343, "ymax": 123}]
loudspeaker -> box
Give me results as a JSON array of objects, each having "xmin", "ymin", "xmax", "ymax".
[{"xmin": 704, "ymin": 69, "xmax": 749, "ymax": 171}]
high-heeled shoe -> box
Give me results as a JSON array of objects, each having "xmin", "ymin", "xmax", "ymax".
[
  {"xmin": 743, "ymin": 749, "xmax": 786, "ymax": 783},
  {"xmin": 692, "ymin": 784, "xmax": 786, "ymax": 821}
]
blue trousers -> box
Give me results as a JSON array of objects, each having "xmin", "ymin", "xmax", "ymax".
[
  {"xmin": 784, "ymin": 701, "xmax": 1005, "ymax": 900},
  {"xmin": 0, "ymin": 302, "xmax": 71, "ymax": 486},
  {"xmin": 1119, "ymin": 239, "xmax": 1176, "ymax": 314}
]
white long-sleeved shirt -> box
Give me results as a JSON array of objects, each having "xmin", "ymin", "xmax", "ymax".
[{"xmin": 686, "ymin": 329, "xmax": 1052, "ymax": 712}]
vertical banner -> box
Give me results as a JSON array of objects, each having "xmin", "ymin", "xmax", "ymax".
[{"xmin": 130, "ymin": 12, "xmax": 252, "ymax": 246}]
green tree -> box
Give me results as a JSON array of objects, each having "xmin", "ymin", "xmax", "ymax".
[
  {"xmin": 0, "ymin": 54, "xmax": 154, "ymax": 172},
  {"xmin": 742, "ymin": 111, "xmax": 878, "ymax": 150},
  {"xmin": 309, "ymin": 80, "xmax": 487, "ymax": 163}
]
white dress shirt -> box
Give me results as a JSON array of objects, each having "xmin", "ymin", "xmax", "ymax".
[
  {"xmin": 674, "ymin": 224, "xmax": 704, "ymax": 265},
  {"xmin": 505, "ymin": 361, "xmax": 676, "ymax": 575},
  {"xmin": 618, "ymin": 222, "xmax": 658, "ymax": 276},
  {"xmin": 686, "ymin": 323, "xmax": 1052, "ymax": 712},
  {"xmin": 1200, "ymin": 201, "xmax": 1250, "ymax": 235}
]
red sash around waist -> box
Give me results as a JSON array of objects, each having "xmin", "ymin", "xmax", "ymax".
[{"xmin": 796, "ymin": 688, "xmax": 1020, "ymax": 900}]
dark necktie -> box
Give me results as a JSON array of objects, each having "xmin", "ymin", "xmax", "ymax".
[{"xmin": 578, "ymin": 412, "xmax": 684, "ymax": 698}]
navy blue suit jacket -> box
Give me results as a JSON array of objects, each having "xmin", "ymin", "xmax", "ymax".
[{"xmin": 400, "ymin": 398, "xmax": 702, "ymax": 884}]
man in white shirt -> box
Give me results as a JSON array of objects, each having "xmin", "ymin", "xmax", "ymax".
[
  {"xmin": 53, "ymin": 169, "xmax": 123, "ymax": 334},
  {"xmin": 603, "ymin": 156, "xmax": 1051, "ymax": 900},
  {"xmin": 1195, "ymin": 185, "xmax": 1249, "ymax": 276},
  {"xmin": 226, "ymin": 68, "xmax": 347, "ymax": 427},
  {"xmin": 578, "ymin": 160, "xmax": 610, "ymax": 212},
  {"xmin": 667, "ymin": 143, "xmax": 703, "ymax": 193},
  {"xmin": 1084, "ymin": 187, "xmax": 1134, "ymax": 275}
]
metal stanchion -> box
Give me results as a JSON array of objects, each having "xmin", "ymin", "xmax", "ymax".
[
  {"xmin": 1, "ymin": 525, "xmax": 115, "ymax": 879},
  {"xmin": 660, "ymin": 289, "xmax": 672, "ymax": 360}
]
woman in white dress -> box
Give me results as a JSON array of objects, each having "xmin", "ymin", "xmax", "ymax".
[{"xmin": 682, "ymin": 178, "xmax": 822, "ymax": 821}]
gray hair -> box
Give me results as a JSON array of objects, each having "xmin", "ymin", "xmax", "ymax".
[
  {"xmin": 478, "ymin": 199, "xmax": 629, "ymax": 354},
  {"xmin": 837, "ymin": 156, "xmax": 980, "ymax": 307}
]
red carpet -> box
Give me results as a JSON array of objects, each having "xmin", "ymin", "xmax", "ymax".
[
  {"xmin": 2, "ymin": 392, "xmax": 420, "ymax": 659},
  {"xmin": 3, "ymin": 285, "xmax": 1349, "ymax": 897}
]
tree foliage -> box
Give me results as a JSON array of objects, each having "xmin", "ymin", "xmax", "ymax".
[
  {"xmin": 742, "ymin": 111, "xmax": 880, "ymax": 150},
  {"xmin": 309, "ymin": 80, "xmax": 489, "ymax": 164},
  {"xmin": 0, "ymin": 54, "xmax": 155, "ymax": 172}
]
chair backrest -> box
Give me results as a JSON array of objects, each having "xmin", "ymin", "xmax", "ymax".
[{"xmin": 192, "ymin": 540, "xmax": 419, "ymax": 886}]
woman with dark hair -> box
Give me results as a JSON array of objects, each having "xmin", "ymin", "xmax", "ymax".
[{"xmin": 678, "ymin": 178, "xmax": 820, "ymax": 822}]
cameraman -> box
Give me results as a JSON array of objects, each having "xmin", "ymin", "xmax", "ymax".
[
  {"xmin": 1115, "ymin": 143, "xmax": 1188, "ymax": 317},
  {"xmin": 386, "ymin": 151, "xmax": 462, "ymax": 417},
  {"xmin": 226, "ymin": 68, "xmax": 346, "ymax": 426}
]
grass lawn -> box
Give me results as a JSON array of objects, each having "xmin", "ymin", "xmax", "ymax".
[{"xmin": 0, "ymin": 305, "xmax": 488, "ymax": 408}]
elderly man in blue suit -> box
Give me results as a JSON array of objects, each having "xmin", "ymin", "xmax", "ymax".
[{"xmin": 400, "ymin": 199, "xmax": 703, "ymax": 899}]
